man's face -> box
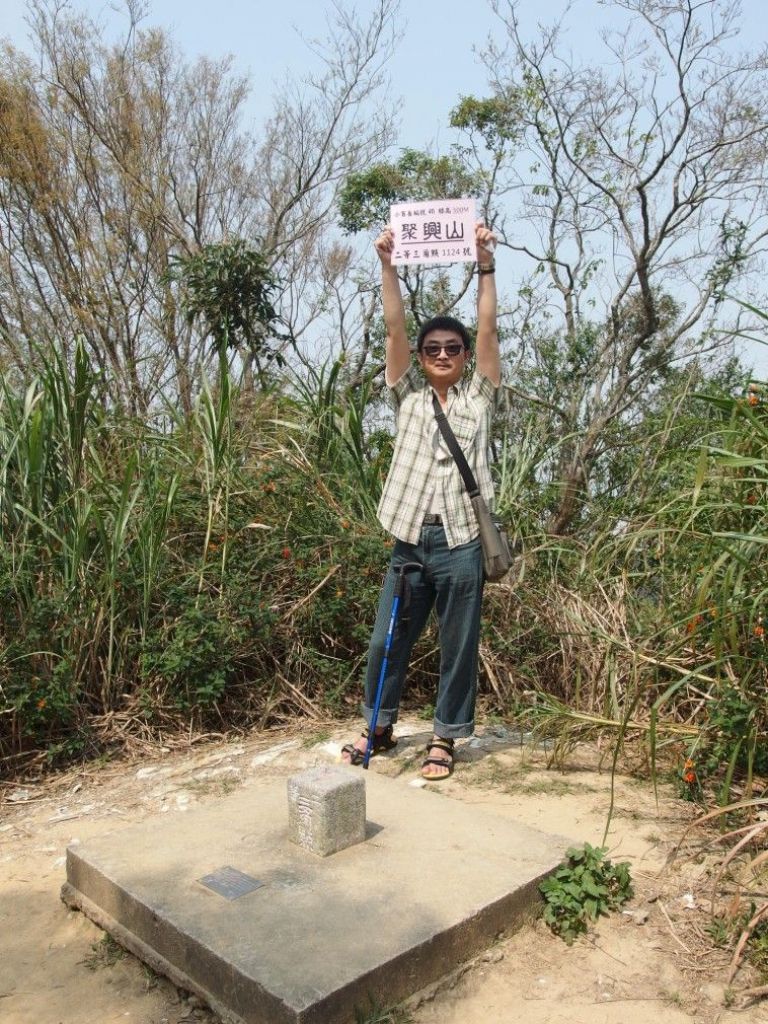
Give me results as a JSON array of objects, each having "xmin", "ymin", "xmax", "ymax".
[{"xmin": 418, "ymin": 330, "xmax": 468, "ymax": 389}]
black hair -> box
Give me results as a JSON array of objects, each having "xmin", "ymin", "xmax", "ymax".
[{"xmin": 416, "ymin": 316, "xmax": 472, "ymax": 352}]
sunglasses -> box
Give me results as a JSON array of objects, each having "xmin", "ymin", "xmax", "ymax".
[{"xmin": 421, "ymin": 342, "xmax": 465, "ymax": 358}]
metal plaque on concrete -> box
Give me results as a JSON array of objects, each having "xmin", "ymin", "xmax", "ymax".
[{"xmin": 198, "ymin": 866, "xmax": 264, "ymax": 901}]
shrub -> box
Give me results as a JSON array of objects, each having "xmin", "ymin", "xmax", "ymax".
[{"xmin": 540, "ymin": 843, "xmax": 633, "ymax": 944}]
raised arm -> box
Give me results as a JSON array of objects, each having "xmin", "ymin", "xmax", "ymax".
[
  {"xmin": 375, "ymin": 227, "xmax": 411, "ymax": 386},
  {"xmin": 474, "ymin": 222, "xmax": 500, "ymax": 387}
]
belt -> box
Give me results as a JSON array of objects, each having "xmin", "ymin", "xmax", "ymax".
[{"xmin": 422, "ymin": 513, "xmax": 443, "ymax": 525}]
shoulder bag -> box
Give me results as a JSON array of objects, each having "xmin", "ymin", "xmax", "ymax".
[{"xmin": 431, "ymin": 394, "xmax": 513, "ymax": 582}]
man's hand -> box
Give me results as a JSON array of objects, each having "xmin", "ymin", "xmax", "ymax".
[
  {"xmin": 475, "ymin": 221, "xmax": 496, "ymax": 264},
  {"xmin": 375, "ymin": 227, "xmax": 395, "ymax": 266}
]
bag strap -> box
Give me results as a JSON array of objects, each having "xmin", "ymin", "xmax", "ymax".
[{"xmin": 432, "ymin": 393, "xmax": 480, "ymax": 498}]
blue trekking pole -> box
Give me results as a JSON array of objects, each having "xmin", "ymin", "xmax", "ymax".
[{"xmin": 363, "ymin": 561, "xmax": 422, "ymax": 769}]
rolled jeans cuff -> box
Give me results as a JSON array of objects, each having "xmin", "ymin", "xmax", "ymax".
[
  {"xmin": 433, "ymin": 717, "xmax": 474, "ymax": 739},
  {"xmin": 361, "ymin": 704, "xmax": 399, "ymax": 728}
]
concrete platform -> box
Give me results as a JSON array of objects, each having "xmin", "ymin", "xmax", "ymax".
[{"xmin": 61, "ymin": 768, "xmax": 572, "ymax": 1024}]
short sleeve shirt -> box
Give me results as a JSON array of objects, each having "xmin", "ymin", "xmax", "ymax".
[{"xmin": 377, "ymin": 364, "xmax": 500, "ymax": 548}]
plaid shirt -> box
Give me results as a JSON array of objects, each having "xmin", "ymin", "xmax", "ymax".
[{"xmin": 377, "ymin": 364, "xmax": 500, "ymax": 548}]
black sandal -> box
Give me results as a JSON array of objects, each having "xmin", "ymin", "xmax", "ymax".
[
  {"xmin": 421, "ymin": 738, "xmax": 455, "ymax": 780},
  {"xmin": 341, "ymin": 724, "xmax": 397, "ymax": 766}
]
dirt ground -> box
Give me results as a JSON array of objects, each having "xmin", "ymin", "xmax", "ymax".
[{"xmin": 1, "ymin": 716, "xmax": 766, "ymax": 1024}]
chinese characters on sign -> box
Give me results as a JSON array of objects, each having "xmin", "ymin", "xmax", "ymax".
[{"xmin": 390, "ymin": 198, "xmax": 476, "ymax": 266}]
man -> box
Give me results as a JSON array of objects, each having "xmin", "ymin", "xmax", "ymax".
[{"xmin": 342, "ymin": 221, "xmax": 500, "ymax": 779}]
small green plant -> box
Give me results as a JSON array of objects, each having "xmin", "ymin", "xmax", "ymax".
[
  {"xmin": 80, "ymin": 933, "xmax": 127, "ymax": 970},
  {"xmin": 302, "ymin": 727, "xmax": 332, "ymax": 748},
  {"xmin": 708, "ymin": 906, "xmax": 768, "ymax": 980},
  {"xmin": 354, "ymin": 999, "xmax": 414, "ymax": 1024},
  {"xmin": 141, "ymin": 961, "xmax": 160, "ymax": 991},
  {"xmin": 750, "ymin": 926, "xmax": 768, "ymax": 978},
  {"xmin": 661, "ymin": 988, "xmax": 685, "ymax": 1007},
  {"xmin": 539, "ymin": 842, "xmax": 633, "ymax": 944},
  {"xmin": 705, "ymin": 913, "xmax": 736, "ymax": 948}
]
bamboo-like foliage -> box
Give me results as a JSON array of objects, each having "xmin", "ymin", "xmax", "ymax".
[
  {"xmin": 0, "ymin": 311, "xmax": 766, "ymax": 805},
  {"xmin": 286, "ymin": 357, "xmax": 385, "ymax": 518},
  {"xmin": 0, "ymin": 340, "xmax": 391, "ymax": 768},
  {"xmin": 0, "ymin": 339, "xmax": 175, "ymax": 743},
  {"xmin": 479, "ymin": 361, "xmax": 762, "ymax": 793}
]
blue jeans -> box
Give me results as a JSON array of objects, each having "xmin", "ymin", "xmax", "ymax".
[{"xmin": 362, "ymin": 524, "xmax": 484, "ymax": 738}]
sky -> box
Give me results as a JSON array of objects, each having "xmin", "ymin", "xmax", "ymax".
[
  {"xmin": 7, "ymin": 0, "xmax": 743, "ymax": 150},
  {"xmin": 3, "ymin": 0, "xmax": 768, "ymax": 372}
]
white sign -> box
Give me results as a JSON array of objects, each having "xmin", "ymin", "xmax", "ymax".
[{"xmin": 390, "ymin": 197, "xmax": 476, "ymax": 266}]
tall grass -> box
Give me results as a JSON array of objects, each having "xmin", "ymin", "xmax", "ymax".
[
  {"xmin": 0, "ymin": 345, "xmax": 393, "ymax": 769},
  {"xmin": 1, "ymin": 334, "xmax": 766, "ymax": 799}
]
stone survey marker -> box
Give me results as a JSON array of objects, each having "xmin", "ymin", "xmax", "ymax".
[{"xmin": 287, "ymin": 766, "xmax": 366, "ymax": 856}]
